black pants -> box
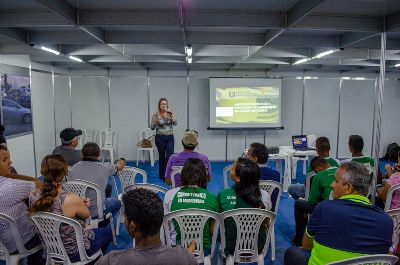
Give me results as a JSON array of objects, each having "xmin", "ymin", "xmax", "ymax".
[
  {"xmin": 155, "ymin": 134, "xmax": 174, "ymax": 180},
  {"xmin": 284, "ymin": 247, "xmax": 309, "ymax": 265},
  {"xmin": 294, "ymin": 200, "xmax": 315, "ymax": 245},
  {"xmin": 11, "ymin": 234, "xmax": 45, "ymax": 265}
]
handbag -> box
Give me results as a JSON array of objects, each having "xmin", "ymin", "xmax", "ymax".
[{"xmin": 137, "ymin": 136, "xmax": 154, "ymax": 148}]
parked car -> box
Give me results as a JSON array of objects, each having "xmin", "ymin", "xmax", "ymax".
[{"xmin": 2, "ymin": 98, "xmax": 31, "ymax": 124}]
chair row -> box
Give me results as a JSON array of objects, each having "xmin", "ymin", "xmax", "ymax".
[{"xmin": 79, "ymin": 128, "xmax": 117, "ymax": 163}]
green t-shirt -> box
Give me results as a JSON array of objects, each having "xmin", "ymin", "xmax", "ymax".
[
  {"xmin": 308, "ymin": 167, "xmax": 337, "ymax": 205},
  {"xmin": 169, "ymin": 187, "xmax": 218, "ymax": 250},
  {"xmin": 306, "ymin": 157, "xmax": 339, "ymax": 175},
  {"xmin": 351, "ymin": 156, "xmax": 374, "ymax": 167},
  {"xmin": 217, "ymin": 187, "xmax": 270, "ymax": 256}
]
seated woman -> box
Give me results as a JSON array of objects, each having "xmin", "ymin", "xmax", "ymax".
[
  {"xmin": 29, "ymin": 154, "xmax": 113, "ymax": 263},
  {"xmin": 377, "ymin": 170, "xmax": 400, "ymax": 210},
  {"xmin": 164, "ymin": 158, "xmax": 218, "ymax": 254},
  {"xmin": 218, "ymin": 157, "xmax": 272, "ymax": 256}
]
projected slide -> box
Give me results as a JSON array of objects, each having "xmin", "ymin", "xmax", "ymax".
[{"xmin": 210, "ymin": 78, "xmax": 282, "ymax": 129}]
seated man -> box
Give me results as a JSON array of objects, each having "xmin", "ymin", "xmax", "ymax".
[
  {"xmin": 95, "ymin": 188, "xmax": 197, "ymax": 265},
  {"xmin": 292, "ymin": 156, "xmax": 337, "ymax": 246},
  {"xmin": 0, "ymin": 146, "xmax": 44, "ymax": 265},
  {"xmin": 346, "ymin": 134, "xmax": 374, "ymax": 167},
  {"xmin": 285, "ymin": 162, "xmax": 393, "ymax": 265},
  {"xmin": 288, "ymin": 136, "xmax": 339, "ymax": 200},
  {"xmin": 164, "ymin": 130, "xmax": 211, "ymax": 187},
  {"xmin": 52, "ymin": 128, "xmax": 82, "ymax": 166},
  {"xmin": 69, "ymin": 142, "xmax": 125, "ymax": 217},
  {"xmin": 246, "ymin": 142, "xmax": 280, "ymax": 182}
]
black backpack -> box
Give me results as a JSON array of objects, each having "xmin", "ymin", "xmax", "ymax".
[{"xmin": 383, "ymin": 143, "xmax": 400, "ymax": 162}]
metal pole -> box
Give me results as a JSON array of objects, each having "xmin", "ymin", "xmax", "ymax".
[
  {"xmin": 336, "ymin": 76, "xmax": 343, "ymax": 158},
  {"xmin": 29, "ymin": 63, "xmax": 38, "ymax": 177},
  {"xmin": 225, "ymin": 130, "xmax": 228, "ymax": 162},
  {"xmin": 52, "ymin": 66, "xmax": 57, "ymax": 147},
  {"xmin": 371, "ymin": 32, "xmax": 386, "ymax": 204},
  {"xmin": 68, "ymin": 71, "xmax": 72, "ymax": 127},
  {"xmin": 107, "ymin": 69, "xmax": 111, "ymax": 128},
  {"xmin": 186, "ymin": 69, "xmax": 190, "ymax": 129},
  {"xmin": 370, "ymin": 76, "xmax": 378, "ymax": 157},
  {"xmin": 300, "ymin": 72, "xmax": 306, "ymax": 134},
  {"xmin": 147, "ymin": 68, "xmax": 150, "ymax": 128}
]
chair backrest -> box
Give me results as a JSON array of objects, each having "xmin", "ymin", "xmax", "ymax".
[
  {"xmin": 0, "ymin": 213, "xmax": 33, "ymax": 259},
  {"xmin": 170, "ymin": 166, "xmax": 183, "ymax": 188},
  {"xmin": 100, "ymin": 128, "xmax": 116, "ymax": 148},
  {"xmin": 307, "ymin": 134, "xmax": 317, "ymax": 147},
  {"xmin": 163, "ymin": 209, "xmax": 220, "ymax": 264},
  {"xmin": 223, "ymin": 164, "xmax": 234, "ymax": 189},
  {"xmin": 30, "ymin": 212, "xmax": 91, "ymax": 264},
  {"xmin": 259, "ymin": 180, "xmax": 283, "ymax": 213},
  {"xmin": 387, "ymin": 209, "xmax": 400, "ymax": 254},
  {"xmin": 305, "ymin": 171, "xmax": 316, "ymax": 201},
  {"xmin": 82, "ymin": 129, "xmax": 97, "ymax": 144},
  {"xmin": 125, "ymin": 183, "xmax": 168, "ymax": 196},
  {"xmin": 62, "ymin": 179, "xmax": 104, "ymax": 219},
  {"xmin": 385, "ymin": 183, "xmax": 400, "ymax": 211},
  {"xmin": 139, "ymin": 128, "xmax": 154, "ymax": 141},
  {"xmin": 326, "ymin": 254, "xmax": 399, "ymax": 265},
  {"xmin": 220, "ymin": 208, "xmax": 276, "ymax": 263},
  {"xmin": 117, "ymin": 167, "xmax": 148, "ymax": 193}
]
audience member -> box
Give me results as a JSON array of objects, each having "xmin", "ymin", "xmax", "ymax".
[
  {"xmin": 384, "ymin": 150, "xmax": 400, "ymax": 178},
  {"xmin": 218, "ymin": 158, "xmax": 272, "ymax": 256},
  {"xmin": 95, "ymin": 188, "xmax": 197, "ymax": 265},
  {"xmin": 284, "ymin": 162, "xmax": 393, "ymax": 265},
  {"xmin": 69, "ymin": 142, "xmax": 124, "ymax": 217},
  {"xmin": 292, "ymin": 156, "xmax": 337, "ymax": 246},
  {"xmin": 0, "ymin": 145, "xmax": 44, "ymax": 265},
  {"xmin": 0, "ymin": 124, "xmax": 7, "ymax": 146},
  {"xmin": 377, "ymin": 169, "xmax": 400, "ymax": 210},
  {"xmin": 29, "ymin": 154, "xmax": 113, "ymax": 263},
  {"xmin": 247, "ymin": 142, "xmax": 280, "ymax": 182},
  {"xmin": 347, "ymin": 135, "xmax": 374, "ymax": 167},
  {"xmin": 164, "ymin": 130, "xmax": 211, "ymax": 187},
  {"xmin": 164, "ymin": 158, "xmax": 218, "ymax": 253},
  {"xmin": 52, "ymin": 128, "xmax": 82, "ymax": 166},
  {"xmin": 288, "ymin": 136, "xmax": 338, "ymax": 200}
]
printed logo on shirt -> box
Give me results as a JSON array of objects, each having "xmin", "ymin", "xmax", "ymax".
[{"xmin": 176, "ymin": 191, "xmax": 207, "ymax": 204}]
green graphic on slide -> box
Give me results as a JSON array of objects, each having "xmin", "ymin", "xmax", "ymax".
[{"xmin": 216, "ymin": 86, "xmax": 279, "ymax": 124}]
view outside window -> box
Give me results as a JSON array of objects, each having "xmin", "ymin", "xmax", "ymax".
[{"xmin": 1, "ymin": 65, "xmax": 32, "ymax": 136}]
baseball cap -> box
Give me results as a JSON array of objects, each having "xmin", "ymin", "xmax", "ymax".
[
  {"xmin": 60, "ymin": 128, "xmax": 82, "ymax": 142},
  {"xmin": 182, "ymin": 129, "xmax": 198, "ymax": 147}
]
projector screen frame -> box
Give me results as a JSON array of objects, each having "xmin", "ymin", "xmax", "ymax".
[{"xmin": 207, "ymin": 126, "xmax": 284, "ymax": 130}]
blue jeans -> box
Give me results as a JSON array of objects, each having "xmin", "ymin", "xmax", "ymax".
[
  {"xmin": 284, "ymin": 247, "xmax": 309, "ymax": 265},
  {"xmin": 288, "ymin": 184, "xmax": 305, "ymax": 200},
  {"xmin": 155, "ymin": 134, "xmax": 174, "ymax": 179}
]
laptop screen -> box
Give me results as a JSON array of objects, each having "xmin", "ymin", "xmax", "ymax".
[{"xmin": 292, "ymin": 135, "xmax": 308, "ymax": 149}]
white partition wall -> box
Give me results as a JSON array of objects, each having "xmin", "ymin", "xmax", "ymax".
[
  {"xmin": 303, "ymin": 79, "xmax": 340, "ymax": 156},
  {"xmin": 338, "ymin": 79, "xmax": 375, "ymax": 158},
  {"xmin": 31, "ymin": 71, "xmax": 56, "ymax": 173},
  {"xmin": 381, "ymin": 80, "xmax": 400, "ymax": 156},
  {"xmin": 110, "ymin": 77, "xmax": 147, "ymax": 160},
  {"xmin": 7, "ymin": 134, "xmax": 36, "ymax": 176},
  {"xmin": 54, "ymin": 75, "xmax": 71, "ymax": 146}
]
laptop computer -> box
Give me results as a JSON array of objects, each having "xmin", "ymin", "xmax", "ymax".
[{"xmin": 292, "ymin": 135, "xmax": 315, "ymax": 151}]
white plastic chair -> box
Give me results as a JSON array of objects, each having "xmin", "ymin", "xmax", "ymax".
[
  {"xmin": 163, "ymin": 209, "xmax": 220, "ymax": 265},
  {"xmin": 385, "ymin": 183, "xmax": 400, "ymax": 211},
  {"xmin": 326, "ymin": 254, "xmax": 398, "ymax": 265},
  {"xmin": 136, "ymin": 128, "xmax": 155, "ymax": 167},
  {"xmin": 0, "ymin": 213, "xmax": 43, "ymax": 265},
  {"xmin": 219, "ymin": 208, "xmax": 276, "ymax": 265},
  {"xmin": 223, "ymin": 164, "xmax": 234, "ymax": 189},
  {"xmin": 258, "ymin": 180, "xmax": 282, "ymax": 261},
  {"xmin": 170, "ymin": 166, "xmax": 183, "ymax": 188},
  {"xmin": 307, "ymin": 134, "xmax": 317, "ymax": 148},
  {"xmin": 31, "ymin": 212, "xmax": 103, "ymax": 265},
  {"xmin": 62, "ymin": 179, "xmax": 116, "ymax": 245},
  {"xmin": 115, "ymin": 167, "xmax": 148, "ymax": 235},
  {"xmin": 125, "ymin": 183, "xmax": 168, "ymax": 195},
  {"xmin": 82, "ymin": 129, "xmax": 97, "ymax": 144},
  {"xmin": 387, "ymin": 209, "xmax": 400, "ymax": 255},
  {"xmin": 100, "ymin": 128, "xmax": 117, "ymax": 163},
  {"xmin": 304, "ymin": 172, "xmax": 316, "ymax": 201}
]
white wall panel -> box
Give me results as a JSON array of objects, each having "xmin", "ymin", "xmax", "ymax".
[
  {"xmin": 338, "ymin": 80, "xmax": 375, "ymax": 158},
  {"xmin": 303, "ymin": 79, "xmax": 340, "ymax": 157},
  {"xmin": 110, "ymin": 77, "xmax": 147, "ymax": 160},
  {"xmin": 31, "ymin": 71, "xmax": 56, "ymax": 173},
  {"xmin": 7, "ymin": 134, "xmax": 36, "ymax": 177},
  {"xmin": 54, "ymin": 75, "xmax": 71, "ymax": 146}
]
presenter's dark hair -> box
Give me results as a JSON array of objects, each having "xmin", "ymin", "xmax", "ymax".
[
  {"xmin": 122, "ymin": 188, "xmax": 164, "ymax": 236},
  {"xmin": 310, "ymin": 156, "xmax": 329, "ymax": 171},
  {"xmin": 158, "ymin": 97, "xmax": 168, "ymax": 112},
  {"xmin": 349, "ymin": 135, "xmax": 364, "ymax": 153},
  {"xmin": 180, "ymin": 158, "xmax": 208, "ymax": 189},
  {"xmin": 233, "ymin": 158, "xmax": 265, "ymax": 209},
  {"xmin": 316, "ymin": 137, "xmax": 331, "ymax": 153},
  {"xmin": 82, "ymin": 142, "xmax": 101, "ymax": 158},
  {"xmin": 249, "ymin": 142, "xmax": 269, "ymax": 164}
]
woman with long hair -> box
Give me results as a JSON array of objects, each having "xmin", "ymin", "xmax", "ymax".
[
  {"xmin": 29, "ymin": 154, "xmax": 112, "ymax": 263},
  {"xmin": 151, "ymin": 98, "xmax": 177, "ymax": 181},
  {"xmin": 164, "ymin": 158, "xmax": 218, "ymax": 254},
  {"xmin": 218, "ymin": 157, "xmax": 272, "ymax": 255}
]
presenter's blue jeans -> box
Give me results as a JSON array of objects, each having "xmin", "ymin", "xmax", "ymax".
[{"xmin": 155, "ymin": 134, "xmax": 174, "ymax": 180}]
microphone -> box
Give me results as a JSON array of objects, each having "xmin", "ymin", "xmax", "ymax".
[{"xmin": 166, "ymin": 109, "xmax": 172, "ymax": 115}]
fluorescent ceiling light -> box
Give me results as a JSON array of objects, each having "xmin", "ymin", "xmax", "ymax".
[
  {"xmin": 187, "ymin": 56, "xmax": 192, "ymax": 64},
  {"xmin": 69, "ymin": 56, "xmax": 83, "ymax": 62},
  {"xmin": 293, "ymin": 58, "xmax": 310, "ymax": 65},
  {"xmin": 353, "ymin": 77, "xmax": 366, "ymax": 80},
  {"xmin": 40, "ymin": 46, "xmax": 60, "ymax": 55},
  {"xmin": 304, "ymin": 76, "xmax": 318, "ymax": 80},
  {"xmin": 395, "ymin": 63, "xmax": 400, "ymax": 68},
  {"xmin": 185, "ymin": 46, "xmax": 192, "ymax": 57},
  {"xmin": 342, "ymin": 77, "xmax": 351, "ymax": 80},
  {"xmin": 295, "ymin": 76, "xmax": 303, "ymax": 80},
  {"xmin": 314, "ymin": 49, "xmax": 338, "ymax": 59}
]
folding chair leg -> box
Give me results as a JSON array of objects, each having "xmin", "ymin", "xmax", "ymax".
[
  {"xmin": 116, "ymin": 206, "xmax": 124, "ymax": 236},
  {"xmin": 271, "ymin": 226, "xmax": 276, "ymax": 261},
  {"xmin": 218, "ymin": 254, "xmax": 224, "ymax": 265},
  {"xmin": 257, "ymin": 255, "xmax": 265, "ymax": 265},
  {"xmin": 149, "ymin": 150, "xmax": 155, "ymax": 167},
  {"xmin": 204, "ymin": 256, "xmax": 211, "ymax": 265},
  {"xmin": 136, "ymin": 150, "xmax": 140, "ymax": 166},
  {"xmin": 109, "ymin": 215, "xmax": 117, "ymax": 245},
  {"xmin": 226, "ymin": 255, "xmax": 234, "ymax": 265}
]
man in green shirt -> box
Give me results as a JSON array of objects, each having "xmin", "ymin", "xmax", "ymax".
[
  {"xmin": 347, "ymin": 135, "xmax": 374, "ymax": 167},
  {"xmin": 292, "ymin": 156, "xmax": 337, "ymax": 246}
]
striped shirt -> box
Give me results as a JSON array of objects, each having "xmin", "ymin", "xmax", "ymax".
[
  {"xmin": 151, "ymin": 112, "xmax": 177, "ymax": 135},
  {"xmin": 0, "ymin": 177, "xmax": 37, "ymax": 252}
]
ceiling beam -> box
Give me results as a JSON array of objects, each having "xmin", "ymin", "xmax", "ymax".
[
  {"xmin": 385, "ymin": 10, "xmax": 400, "ymax": 32},
  {"xmin": 338, "ymin": 32, "xmax": 380, "ymax": 47},
  {"xmin": 0, "ymin": 10, "xmax": 72, "ymax": 27},
  {"xmin": 0, "ymin": 28, "xmax": 28, "ymax": 43}
]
